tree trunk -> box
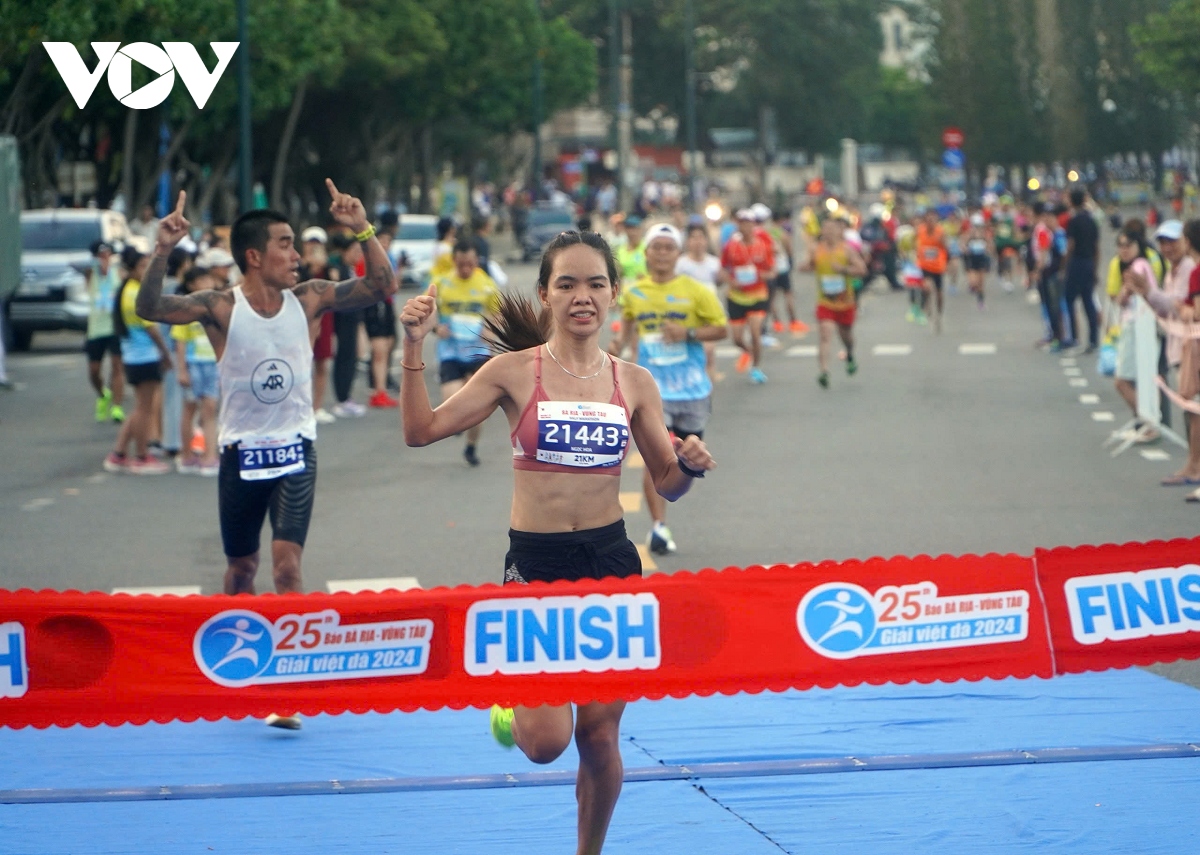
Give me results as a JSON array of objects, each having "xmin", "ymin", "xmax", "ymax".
[
  {"xmin": 133, "ymin": 115, "xmax": 195, "ymax": 213},
  {"xmin": 1034, "ymin": 0, "xmax": 1085, "ymax": 160},
  {"xmin": 17, "ymin": 94, "xmax": 71, "ymax": 146},
  {"xmin": 1, "ymin": 50, "xmax": 45, "ymax": 134},
  {"xmin": 271, "ymin": 76, "xmax": 309, "ymax": 209},
  {"xmin": 417, "ymin": 125, "xmax": 433, "ymax": 214},
  {"xmin": 119, "ymin": 109, "xmax": 139, "ymax": 214},
  {"xmin": 198, "ymin": 139, "xmax": 237, "ymax": 225}
]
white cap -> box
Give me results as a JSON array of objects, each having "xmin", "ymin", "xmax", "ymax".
[
  {"xmin": 735, "ymin": 208, "xmax": 755, "ymax": 221},
  {"xmin": 750, "ymin": 202, "xmax": 772, "ymax": 221},
  {"xmin": 644, "ymin": 223, "xmax": 683, "ymax": 249},
  {"xmin": 1155, "ymin": 219, "xmax": 1184, "ymax": 241},
  {"xmin": 176, "ymin": 236, "xmax": 198, "ymax": 254},
  {"xmin": 196, "ymin": 248, "xmax": 235, "ymax": 269},
  {"xmin": 970, "ymin": 213, "xmax": 985, "ymax": 226},
  {"xmin": 301, "ymin": 226, "xmax": 328, "ymax": 244}
]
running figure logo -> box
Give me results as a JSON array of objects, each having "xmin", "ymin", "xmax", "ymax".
[
  {"xmin": 250, "ymin": 358, "xmax": 294, "ymax": 404},
  {"xmin": 797, "ymin": 583, "xmax": 877, "ymax": 659},
  {"xmin": 194, "ymin": 610, "xmax": 275, "ymax": 687}
]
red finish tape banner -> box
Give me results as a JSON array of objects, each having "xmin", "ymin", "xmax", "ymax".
[
  {"xmin": 0, "ymin": 537, "xmax": 1196, "ymax": 729},
  {"xmin": 1036, "ymin": 538, "xmax": 1200, "ymax": 675}
]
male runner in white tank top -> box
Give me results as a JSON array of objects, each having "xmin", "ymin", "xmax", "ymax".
[{"xmin": 137, "ymin": 182, "xmax": 395, "ymax": 633}]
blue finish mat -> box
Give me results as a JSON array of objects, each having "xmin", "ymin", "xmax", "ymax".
[{"xmin": 2, "ymin": 669, "xmax": 1198, "ymax": 853}]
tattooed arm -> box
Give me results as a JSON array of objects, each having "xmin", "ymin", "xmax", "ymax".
[
  {"xmin": 295, "ymin": 178, "xmax": 397, "ymax": 319},
  {"xmin": 135, "ymin": 252, "xmax": 229, "ymax": 326},
  {"xmin": 294, "ymin": 235, "xmax": 397, "ymax": 316}
]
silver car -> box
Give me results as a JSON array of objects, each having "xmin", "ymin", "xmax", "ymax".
[
  {"xmin": 391, "ymin": 214, "xmax": 438, "ymax": 290},
  {"xmin": 10, "ymin": 209, "xmax": 131, "ymax": 350}
]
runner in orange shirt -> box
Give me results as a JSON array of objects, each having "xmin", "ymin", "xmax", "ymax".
[
  {"xmin": 915, "ymin": 208, "xmax": 949, "ymax": 330},
  {"xmin": 719, "ymin": 209, "xmax": 774, "ymax": 383}
]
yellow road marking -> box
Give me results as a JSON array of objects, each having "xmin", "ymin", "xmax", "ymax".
[
  {"xmin": 619, "ymin": 491, "xmax": 642, "ymax": 513},
  {"xmin": 635, "ymin": 543, "xmax": 658, "ymax": 571},
  {"xmin": 627, "ymin": 451, "xmax": 644, "ymax": 470}
]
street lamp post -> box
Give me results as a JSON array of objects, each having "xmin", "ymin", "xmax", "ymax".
[
  {"xmin": 236, "ymin": 0, "xmax": 252, "ymax": 212},
  {"xmin": 684, "ymin": 0, "xmax": 698, "ymax": 210},
  {"xmin": 532, "ymin": 47, "xmax": 547, "ymax": 200},
  {"xmin": 609, "ymin": 0, "xmax": 621, "ymax": 205}
]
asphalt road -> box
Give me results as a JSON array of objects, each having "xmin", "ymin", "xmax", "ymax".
[
  {"xmin": 4, "ymin": 263, "xmax": 1199, "ymax": 585},
  {"xmin": 2, "ymin": 256, "xmax": 1198, "ymax": 685}
]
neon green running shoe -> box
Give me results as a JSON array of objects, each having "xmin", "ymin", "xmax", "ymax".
[
  {"xmin": 95, "ymin": 389, "xmax": 112, "ymax": 422},
  {"xmin": 489, "ymin": 705, "xmax": 515, "ymax": 748},
  {"xmin": 110, "ymin": 404, "xmax": 126, "ymax": 423}
]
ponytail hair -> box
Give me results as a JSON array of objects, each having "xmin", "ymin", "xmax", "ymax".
[
  {"xmin": 485, "ymin": 230, "xmax": 619, "ymax": 354},
  {"xmin": 485, "ymin": 290, "xmax": 551, "ymax": 353},
  {"xmin": 112, "ymin": 277, "xmax": 130, "ymax": 339}
]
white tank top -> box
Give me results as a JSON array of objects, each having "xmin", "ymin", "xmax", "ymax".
[{"xmin": 218, "ymin": 286, "xmax": 316, "ymax": 447}]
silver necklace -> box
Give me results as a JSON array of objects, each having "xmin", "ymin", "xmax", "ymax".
[{"xmin": 545, "ymin": 342, "xmax": 608, "ymax": 380}]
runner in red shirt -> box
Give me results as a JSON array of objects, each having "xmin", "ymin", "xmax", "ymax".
[{"xmin": 719, "ymin": 209, "xmax": 774, "ymax": 383}]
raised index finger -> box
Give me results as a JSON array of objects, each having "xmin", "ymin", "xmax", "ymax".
[
  {"xmin": 174, "ymin": 190, "xmax": 186, "ymax": 216},
  {"xmin": 325, "ymin": 178, "xmax": 340, "ymax": 199}
]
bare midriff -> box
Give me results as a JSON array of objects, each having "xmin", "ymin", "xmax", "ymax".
[{"xmin": 510, "ymin": 469, "xmax": 625, "ymax": 533}]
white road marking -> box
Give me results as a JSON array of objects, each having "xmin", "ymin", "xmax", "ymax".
[
  {"xmin": 86, "ymin": 473, "xmax": 107, "ymax": 484},
  {"xmin": 111, "ymin": 585, "xmax": 202, "ymax": 596},
  {"xmin": 15, "ymin": 355, "xmax": 76, "ymax": 369},
  {"xmin": 326, "ymin": 577, "xmax": 421, "ymax": 594},
  {"xmin": 958, "ymin": 343, "xmax": 997, "ymax": 355},
  {"xmin": 1140, "ymin": 449, "xmax": 1171, "ymax": 461},
  {"xmin": 635, "ymin": 544, "xmax": 658, "ymax": 572},
  {"xmin": 1063, "ymin": 367, "xmax": 1082, "ymax": 377},
  {"xmin": 872, "ymin": 344, "xmax": 912, "ymax": 356},
  {"xmin": 1079, "ymin": 394, "xmax": 1100, "ymax": 405},
  {"xmin": 21, "ymin": 498, "xmax": 54, "ymax": 512},
  {"xmin": 1059, "ymin": 357, "xmax": 1077, "ymax": 366},
  {"xmin": 1092, "ymin": 411, "xmax": 1115, "ymax": 422},
  {"xmin": 785, "ymin": 345, "xmax": 818, "ymax": 357},
  {"xmin": 714, "ymin": 346, "xmax": 742, "ymax": 359},
  {"xmin": 1070, "ymin": 378, "xmax": 1089, "ymax": 387}
]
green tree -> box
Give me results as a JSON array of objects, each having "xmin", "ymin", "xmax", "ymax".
[{"xmin": 1132, "ymin": 0, "xmax": 1200, "ymax": 96}]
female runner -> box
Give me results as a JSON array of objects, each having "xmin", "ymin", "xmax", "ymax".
[{"xmin": 398, "ymin": 230, "xmax": 715, "ymax": 855}]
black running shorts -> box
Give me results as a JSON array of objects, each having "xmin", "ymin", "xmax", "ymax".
[
  {"xmin": 503, "ymin": 519, "xmax": 642, "ymax": 585},
  {"xmin": 123, "ymin": 360, "xmax": 162, "ymax": 386},
  {"xmin": 363, "ymin": 300, "xmax": 397, "ymax": 339},
  {"xmin": 84, "ymin": 335, "xmax": 120, "ymax": 362},
  {"xmin": 218, "ymin": 438, "xmax": 317, "ymax": 558},
  {"xmin": 726, "ymin": 299, "xmax": 770, "ymax": 322},
  {"xmin": 439, "ymin": 357, "xmax": 489, "ymax": 385}
]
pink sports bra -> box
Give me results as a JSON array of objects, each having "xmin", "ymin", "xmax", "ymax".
[{"xmin": 511, "ymin": 346, "xmax": 631, "ymax": 476}]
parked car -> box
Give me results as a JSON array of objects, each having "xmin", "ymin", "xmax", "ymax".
[
  {"xmin": 391, "ymin": 214, "xmax": 437, "ymax": 289},
  {"xmin": 521, "ymin": 205, "xmax": 576, "ymax": 262},
  {"xmin": 0, "ymin": 136, "xmax": 19, "ymax": 350},
  {"xmin": 10, "ymin": 209, "xmax": 131, "ymax": 350}
]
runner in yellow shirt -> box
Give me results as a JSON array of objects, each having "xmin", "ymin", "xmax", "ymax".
[
  {"xmin": 431, "ymin": 240, "xmax": 502, "ymax": 466},
  {"xmin": 610, "ymin": 223, "xmax": 727, "ymax": 554}
]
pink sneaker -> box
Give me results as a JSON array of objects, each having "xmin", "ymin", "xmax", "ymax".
[
  {"xmin": 103, "ymin": 452, "xmax": 128, "ymax": 473},
  {"xmin": 128, "ymin": 456, "xmax": 170, "ymax": 475},
  {"xmin": 176, "ymin": 455, "xmax": 201, "ymax": 474}
]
